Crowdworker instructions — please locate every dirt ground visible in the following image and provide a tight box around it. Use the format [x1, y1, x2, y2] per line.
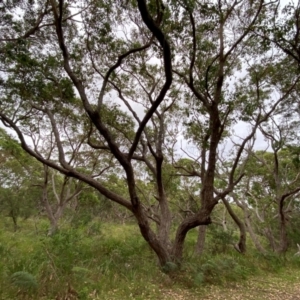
[159, 268, 300, 300]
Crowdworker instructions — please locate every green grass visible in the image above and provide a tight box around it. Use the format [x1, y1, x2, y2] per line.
[0, 218, 300, 299]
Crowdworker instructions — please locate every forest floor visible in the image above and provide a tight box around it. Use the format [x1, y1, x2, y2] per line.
[2, 220, 300, 300]
[151, 268, 300, 300]
[92, 266, 300, 300]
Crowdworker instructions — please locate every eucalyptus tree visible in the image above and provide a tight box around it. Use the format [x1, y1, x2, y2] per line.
[222, 111, 300, 254]
[238, 120, 300, 253]
[0, 129, 41, 230]
[1, 0, 300, 267]
[0, 0, 180, 266]
[216, 53, 300, 253]
[256, 0, 300, 66]
[165, 0, 300, 255]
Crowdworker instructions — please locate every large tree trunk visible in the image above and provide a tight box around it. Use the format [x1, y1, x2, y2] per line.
[278, 222, 288, 253]
[158, 198, 172, 250]
[172, 202, 216, 261]
[48, 219, 59, 236]
[133, 202, 171, 267]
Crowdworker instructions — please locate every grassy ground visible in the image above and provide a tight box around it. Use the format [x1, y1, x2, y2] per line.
[198, 269, 300, 300]
[1, 217, 300, 299]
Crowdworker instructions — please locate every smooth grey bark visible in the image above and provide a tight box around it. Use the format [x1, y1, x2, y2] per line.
[231, 193, 267, 254]
[195, 225, 207, 255]
[244, 214, 266, 254]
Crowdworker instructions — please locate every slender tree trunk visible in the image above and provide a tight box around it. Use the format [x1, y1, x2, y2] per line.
[10, 209, 18, 232]
[43, 187, 57, 235]
[244, 214, 266, 254]
[222, 198, 246, 253]
[263, 227, 277, 251]
[54, 203, 66, 223]
[232, 195, 266, 254]
[47, 203, 67, 236]
[195, 225, 207, 255]
[277, 207, 288, 253]
[278, 222, 288, 253]
[274, 152, 288, 253]
[42, 165, 57, 235]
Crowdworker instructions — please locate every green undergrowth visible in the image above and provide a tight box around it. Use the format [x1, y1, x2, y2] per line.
[0, 218, 300, 299]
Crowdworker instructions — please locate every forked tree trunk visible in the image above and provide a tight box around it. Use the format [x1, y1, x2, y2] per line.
[42, 166, 82, 235]
[172, 202, 217, 261]
[133, 202, 171, 266]
[42, 184, 57, 235]
[47, 203, 67, 236]
[172, 110, 220, 261]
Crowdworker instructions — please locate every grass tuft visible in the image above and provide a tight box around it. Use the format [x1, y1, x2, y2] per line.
[1, 218, 300, 299]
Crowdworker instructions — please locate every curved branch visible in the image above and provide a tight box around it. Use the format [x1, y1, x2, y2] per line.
[0, 113, 133, 211]
[129, 0, 173, 158]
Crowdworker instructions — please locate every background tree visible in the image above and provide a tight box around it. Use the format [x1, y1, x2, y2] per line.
[0, 129, 41, 230]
